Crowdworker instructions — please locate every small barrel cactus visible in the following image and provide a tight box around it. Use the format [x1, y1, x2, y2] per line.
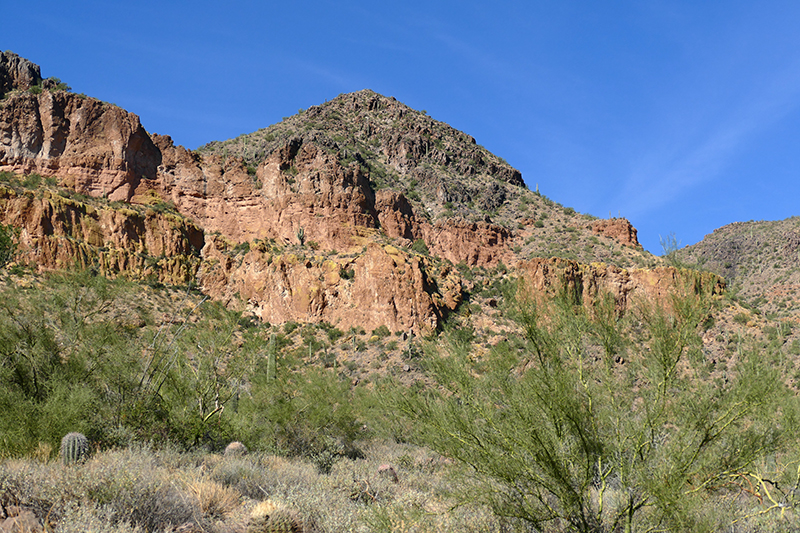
[224, 441, 248, 457]
[60, 432, 90, 465]
[247, 500, 305, 533]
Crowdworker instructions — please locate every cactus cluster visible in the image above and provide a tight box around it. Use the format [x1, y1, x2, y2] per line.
[223, 441, 248, 457]
[247, 500, 305, 533]
[59, 432, 90, 465]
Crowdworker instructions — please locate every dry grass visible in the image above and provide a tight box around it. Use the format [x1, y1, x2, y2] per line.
[0, 441, 501, 533]
[2, 440, 794, 532]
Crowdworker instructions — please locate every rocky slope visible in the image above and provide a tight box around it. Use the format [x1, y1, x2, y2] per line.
[675, 216, 800, 317]
[1, 52, 715, 336]
[198, 90, 655, 268]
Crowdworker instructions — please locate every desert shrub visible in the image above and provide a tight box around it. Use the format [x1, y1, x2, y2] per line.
[0, 447, 199, 532]
[410, 239, 429, 256]
[0, 270, 264, 455]
[233, 365, 363, 470]
[326, 327, 344, 343]
[0, 223, 17, 268]
[397, 285, 797, 532]
[371, 325, 391, 338]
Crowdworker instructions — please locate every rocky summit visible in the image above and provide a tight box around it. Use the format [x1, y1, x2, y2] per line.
[0, 53, 720, 334]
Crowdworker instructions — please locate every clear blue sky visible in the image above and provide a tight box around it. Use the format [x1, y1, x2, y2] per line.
[6, 1, 800, 253]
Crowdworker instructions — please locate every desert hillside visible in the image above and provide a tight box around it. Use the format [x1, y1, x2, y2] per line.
[2, 51, 800, 533]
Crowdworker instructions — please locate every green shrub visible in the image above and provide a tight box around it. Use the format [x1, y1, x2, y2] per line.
[371, 325, 391, 338]
[410, 239, 429, 256]
[327, 328, 344, 343]
[398, 287, 793, 532]
[0, 223, 17, 268]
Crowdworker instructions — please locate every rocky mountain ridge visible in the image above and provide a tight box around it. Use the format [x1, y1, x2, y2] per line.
[0, 52, 717, 335]
[675, 216, 800, 318]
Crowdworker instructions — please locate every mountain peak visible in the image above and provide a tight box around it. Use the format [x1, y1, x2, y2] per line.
[199, 89, 525, 225]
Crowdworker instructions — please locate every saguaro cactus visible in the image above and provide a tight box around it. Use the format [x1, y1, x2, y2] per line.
[267, 334, 277, 381]
[60, 432, 90, 465]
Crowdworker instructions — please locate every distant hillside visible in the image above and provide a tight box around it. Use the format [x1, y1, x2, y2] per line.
[675, 216, 800, 316]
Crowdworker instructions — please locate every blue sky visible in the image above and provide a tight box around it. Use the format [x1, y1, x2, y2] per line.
[5, 1, 800, 253]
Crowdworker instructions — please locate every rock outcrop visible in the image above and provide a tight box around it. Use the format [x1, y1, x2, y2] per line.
[518, 257, 724, 314]
[0, 91, 160, 202]
[589, 218, 640, 248]
[198, 240, 460, 333]
[0, 185, 203, 284]
[1, 53, 680, 334]
[0, 51, 41, 96]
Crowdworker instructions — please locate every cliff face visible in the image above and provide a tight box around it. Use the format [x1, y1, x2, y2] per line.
[0, 91, 159, 201]
[198, 240, 461, 333]
[0, 51, 41, 96]
[1, 54, 691, 334]
[518, 257, 724, 314]
[0, 185, 202, 284]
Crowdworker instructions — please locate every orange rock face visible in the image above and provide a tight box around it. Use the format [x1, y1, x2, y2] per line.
[197, 240, 460, 333]
[518, 257, 724, 314]
[1, 86, 685, 334]
[589, 218, 640, 248]
[0, 186, 202, 284]
[0, 92, 159, 202]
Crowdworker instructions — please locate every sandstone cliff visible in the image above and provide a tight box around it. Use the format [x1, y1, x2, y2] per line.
[518, 257, 724, 314]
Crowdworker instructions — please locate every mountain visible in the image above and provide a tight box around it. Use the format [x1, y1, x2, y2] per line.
[675, 216, 800, 318]
[0, 51, 716, 336]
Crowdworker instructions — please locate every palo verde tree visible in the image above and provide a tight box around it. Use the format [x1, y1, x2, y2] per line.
[397, 280, 798, 532]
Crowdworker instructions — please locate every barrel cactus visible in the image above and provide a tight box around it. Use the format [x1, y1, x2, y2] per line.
[224, 441, 248, 457]
[60, 432, 90, 465]
[247, 500, 305, 533]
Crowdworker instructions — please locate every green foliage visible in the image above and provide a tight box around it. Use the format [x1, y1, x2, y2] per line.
[234, 364, 363, 471]
[0, 271, 264, 455]
[410, 239, 430, 256]
[0, 223, 17, 268]
[397, 286, 793, 532]
[371, 325, 391, 338]
[660, 231, 686, 267]
[326, 327, 344, 343]
[21, 173, 42, 188]
[60, 432, 90, 465]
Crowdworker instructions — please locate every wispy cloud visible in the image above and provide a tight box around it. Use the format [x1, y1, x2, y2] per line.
[616, 62, 800, 219]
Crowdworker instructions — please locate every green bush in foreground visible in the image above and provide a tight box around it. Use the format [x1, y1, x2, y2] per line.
[398, 284, 800, 532]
